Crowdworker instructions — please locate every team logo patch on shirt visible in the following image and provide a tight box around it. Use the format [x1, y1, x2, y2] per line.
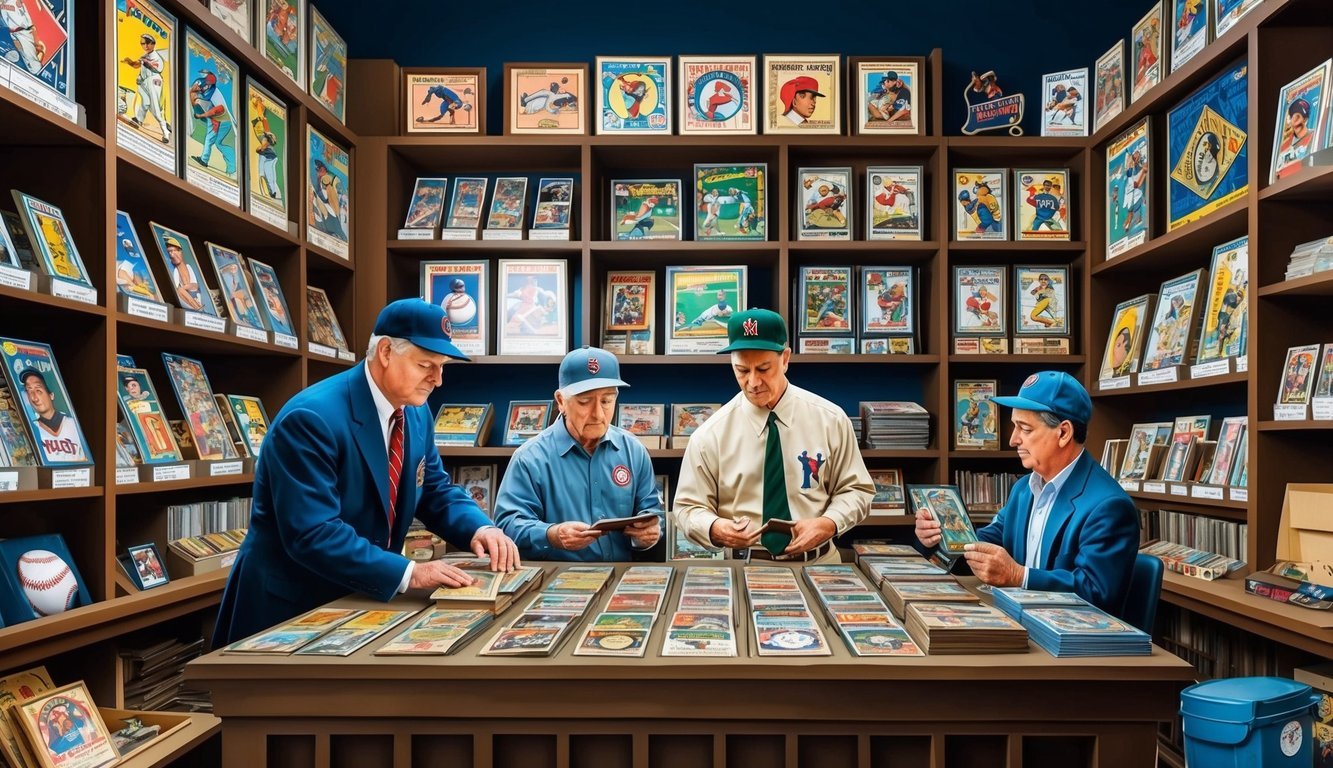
[588, 357, 600, 374]
[611, 464, 631, 486]
[416, 457, 426, 487]
[794, 450, 826, 490]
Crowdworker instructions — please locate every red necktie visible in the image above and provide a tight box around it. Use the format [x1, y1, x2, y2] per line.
[387, 408, 404, 532]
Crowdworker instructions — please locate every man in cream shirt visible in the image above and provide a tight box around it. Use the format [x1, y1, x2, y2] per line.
[672, 309, 872, 562]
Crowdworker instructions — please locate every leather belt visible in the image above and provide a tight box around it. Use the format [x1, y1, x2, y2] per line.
[734, 541, 834, 562]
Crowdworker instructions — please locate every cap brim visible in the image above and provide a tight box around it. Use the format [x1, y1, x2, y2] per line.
[561, 378, 629, 397]
[409, 336, 470, 362]
[990, 395, 1053, 413]
[717, 340, 787, 354]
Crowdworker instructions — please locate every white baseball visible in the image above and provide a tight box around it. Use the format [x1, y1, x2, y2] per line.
[444, 293, 477, 325]
[17, 549, 78, 617]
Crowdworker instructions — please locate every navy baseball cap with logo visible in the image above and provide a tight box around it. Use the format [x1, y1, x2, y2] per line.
[991, 371, 1092, 425]
[373, 298, 469, 361]
[719, 308, 788, 354]
[559, 346, 629, 396]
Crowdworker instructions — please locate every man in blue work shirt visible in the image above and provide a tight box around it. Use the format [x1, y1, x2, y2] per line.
[494, 347, 662, 560]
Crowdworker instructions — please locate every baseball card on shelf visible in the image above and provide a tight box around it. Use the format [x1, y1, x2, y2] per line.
[123, 542, 170, 590]
[797, 167, 853, 241]
[148, 222, 218, 318]
[678, 55, 755, 135]
[1013, 265, 1070, 344]
[953, 266, 1007, 338]
[0, 338, 89, 466]
[182, 28, 241, 208]
[850, 57, 923, 135]
[245, 78, 289, 230]
[248, 257, 296, 341]
[612, 180, 682, 240]
[227, 394, 270, 457]
[258, 0, 303, 86]
[665, 265, 747, 355]
[859, 266, 915, 342]
[762, 54, 840, 134]
[1140, 269, 1206, 373]
[1013, 169, 1071, 241]
[498, 259, 568, 356]
[1278, 344, 1321, 410]
[0, 208, 39, 275]
[530, 177, 574, 239]
[505, 63, 586, 135]
[866, 166, 922, 241]
[306, 125, 351, 258]
[404, 68, 484, 134]
[595, 56, 670, 134]
[1131, 2, 1165, 103]
[618, 403, 665, 448]
[453, 464, 497, 516]
[1167, 59, 1249, 230]
[305, 285, 350, 355]
[1040, 68, 1088, 137]
[1269, 60, 1332, 183]
[12, 191, 94, 301]
[210, 0, 251, 42]
[504, 400, 554, 446]
[1106, 118, 1151, 258]
[0, 375, 39, 469]
[798, 338, 853, 355]
[113, 211, 166, 307]
[160, 352, 240, 462]
[1100, 294, 1155, 382]
[0, 0, 74, 121]
[207, 243, 267, 334]
[952, 169, 1006, 241]
[15, 681, 118, 767]
[116, 367, 182, 465]
[433, 404, 493, 447]
[1093, 41, 1126, 134]
[1314, 343, 1333, 402]
[444, 177, 488, 236]
[116, 0, 177, 173]
[953, 380, 1000, 451]
[796, 266, 853, 337]
[1170, 0, 1209, 73]
[1213, 0, 1262, 38]
[400, 177, 448, 238]
[694, 163, 766, 241]
[603, 270, 654, 354]
[671, 403, 719, 443]
[420, 261, 487, 357]
[308, 5, 347, 124]
[1196, 236, 1248, 364]
[485, 177, 528, 238]
[867, 469, 907, 513]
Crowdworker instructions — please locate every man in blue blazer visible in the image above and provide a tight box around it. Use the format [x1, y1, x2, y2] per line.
[915, 371, 1138, 616]
[214, 299, 520, 645]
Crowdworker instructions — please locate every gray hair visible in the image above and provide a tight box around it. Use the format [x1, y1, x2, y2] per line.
[366, 334, 415, 358]
[1037, 411, 1088, 444]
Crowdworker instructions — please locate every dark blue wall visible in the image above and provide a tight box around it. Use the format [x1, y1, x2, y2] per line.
[315, 0, 1154, 136]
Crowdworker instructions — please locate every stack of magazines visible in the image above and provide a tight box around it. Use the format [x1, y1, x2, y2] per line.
[803, 564, 922, 656]
[1140, 540, 1245, 581]
[994, 588, 1151, 657]
[903, 602, 1028, 654]
[120, 637, 206, 711]
[663, 566, 737, 656]
[1285, 236, 1333, 280]
[859, 401, 930, 449]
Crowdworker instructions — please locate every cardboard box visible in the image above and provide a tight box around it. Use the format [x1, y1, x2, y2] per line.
[1277, 484, 1333, 588]
[98, 706, 191, 759]
[1292, 663, 1333, 768]
[166, 543, 237, 577]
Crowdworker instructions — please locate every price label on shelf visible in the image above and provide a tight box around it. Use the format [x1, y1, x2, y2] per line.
[51, 467, 91, 488]
[439, 229, 479, 240]
[308, 342, 338, 359]
[273, 333, 299, 350]
[235, 325, 268, 343]
[1119, 480, 1140, 492]
[1137, 368, 1179, 386]
[115, 467, 140, 486]
[1229, 488, 1248, 503]
[1143, 482, 1167, 494]
[1169, 484, 1188, 496]
[184, 311, 227, 333]
[1312, 399, 1333, 421]
[1237, 356, 1248, 373]
[209, 461, 243, 477]
[1191, 360, 1232, 379]
[50, 279, 96, 304]
[1098, 376, 1131, 391]
[482, 230, 523, 240]
[152, 464, 191, 483]
[0, 265, 32, 291]
[0, 471, 20, 492]
[396, 229, 435, 240]
[126, 297, 170, 322]
[1273, 404, 1308, 422]
[1191, 485, 1224, 501]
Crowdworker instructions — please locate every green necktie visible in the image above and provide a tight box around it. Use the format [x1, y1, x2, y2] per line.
[761, 410, 792, 555]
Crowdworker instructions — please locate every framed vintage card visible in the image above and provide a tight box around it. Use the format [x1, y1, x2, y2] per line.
[117, 366, 182, 463]
[504, 400, 554, 446]
[487, 177, 528, 232]
[433, 404, 492, 447]
[1131, 2, 1166, 103]
[148, 222, 219, 316]
[124, 543, 170, 589]
[953, 266, 1007, 337]
[452, 464, 497, 516]
[1140, 269, 1206, 371]
[1315, 343, 1333, 400]
[1279, 344, 1321, 406]
[604, 270, 654, 337]
[445, 177, 488, 232]
[245, 77, 289, 229]
[247, 257, 295, 338]
[952, 169, 1006, 241]
[1014, 266, 1070, 337]
[498, 259, 568, 356]
[694, 163, 766, 241]
[595, 56, 671, 134]
[404, 67, 484, 134]
[1214, 0, 1262, 38]
[617, 403, 665, 437]
[228, 394, 270, 457]
[1041, 68, 1088, 137]
[796, 266, 853, 337]
[306, 124, 351, 258]
[666, 265, 747, 355]
[505, 62, 587, 135]
[797, 167, 853, 241]
[1094, 41, 1127, 134]
[860, 266, 915, 339]
[114, 210, 166, 304]
[257, 0, 303, 85]
[0, 209, 37, 272]
[402, 177, 448, 234]
[160, 352, 240, 461]
[308, 4, 347, 124]
[0, 338, 91, 465]
[1119, 422, 1170, 479]
[15, 681, 119, 768]
[532, 177, 574, 232]
[210, 0, 251, 42]
[115, 0, 178, 174]
[1099, 293, 1155, 380]
[206, 243, 267, 331]
[182, 27, 242, 208]
[850, 57, 924, 135]
[868, 468, 906, 511]
[1270, 60, 1332, 183]
[1166, 59, 1248, 231]
[1013, 169, 1071, 240]
[1106, 118, 1151, 258]
[953, 380, 999, 451]
[11, 192, 92, 291]
[762, 54, 840, 134]
[612, 180, 683, 240]
[306, 285, 350, 352]
[421, 260, 488, 357]
[1207, 416, 1246, 485]
[866, 166, 923, 241]
[678, 55, 755, 135]
[1170, 0, 1210, 73]
[1196, 235, 1248, 362]
[0, 0, 72, 102]
[672, 404, 719, 437]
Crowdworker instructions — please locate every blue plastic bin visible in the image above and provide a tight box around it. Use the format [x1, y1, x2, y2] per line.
[1180, 677, 1322, 767]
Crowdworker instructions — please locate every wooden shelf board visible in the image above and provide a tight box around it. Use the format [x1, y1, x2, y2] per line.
[862, 449, 940, 459]
[791, 354, 940, 364]
[947, 450, 1017, 460]
[119, 713, 221, 768]
[1257, 271, 1333, 298]
[949, 240, 1086, 252]
[306, 241, 355, 271]
[1091, 371, 1248, 397]
[0, 86, 103, 148]
[1259, 163, 1333, 202]
[465, 355, 564, 365]
[947, 354, 1085, 364]
[787, 240, 941, 256]
[115, 473, 256, 496]
[1126, 490, 1248, 514]
[859, 514, 915, 526]
[440, 447, 514, 458]
[307, 351, 358, 368]
[1256, 419, 1333, 431]
[588, 241, 777, 253]
[0, 486, 104, 504]
[117, 312, 304, 358]
[1160, 570, 1333, 658]
[1091, 199, 1247, 276]
[388, 239, 582, 252]
[0, 283, 107, 318]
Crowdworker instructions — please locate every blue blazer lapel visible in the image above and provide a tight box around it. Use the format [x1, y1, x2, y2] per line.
[1040, 452, 1093, 569]
[349, 363, 391, 520]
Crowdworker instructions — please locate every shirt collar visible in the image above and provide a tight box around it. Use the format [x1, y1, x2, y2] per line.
[1028, 449, 1084, 498]
[552, 414, 618, 457]
[363, 362, 396, 425]
[739, 383, 795, 436]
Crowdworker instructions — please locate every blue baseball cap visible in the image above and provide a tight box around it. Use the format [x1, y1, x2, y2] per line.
[373, 298, 469, 361]
[991, 371, 1092, 425]
[559, 346, 629, 396]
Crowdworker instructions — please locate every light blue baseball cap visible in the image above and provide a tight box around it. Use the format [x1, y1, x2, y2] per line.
[558, 346, 629, 396]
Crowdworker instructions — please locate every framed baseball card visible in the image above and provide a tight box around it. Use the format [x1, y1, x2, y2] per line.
[695, 163, 766, 241]
[404, 68, 484, 134]
[445, 177, 488, 232]
[124, 543, 170, 589]
[1270, 60, 1332, 183]
[1094, 41, 1126, 135]
[1166, 59, 1249, 230]
[401, 177, 448, 236]
[1014, 169, 1071, 240]
[504, 400, 554, 446]
[487, 177, 528, 233]
[1279, 344, 1321, 406]
[1140, 269, 1206, 371]
[116, 0, 177, 174]
[248, 257, 295, 339]
[160, 352, 240, 461]
[1214, 0, 1262, 38]
[679, 55, 756, 135]
[306, 285, 350, 352]
[12, 192, 92, 294]
[206, 242, 267, 331]
[0, 209, 36, 272]
[257, 0, 303, 86]
[953, 169, 1006, 241]
[1206, 415, 1246, 485]
[113, 210, 166, 305]
[148, 222, 219, 316]
[666, 265, 747, 355]
[596, 56, 671, 134]
[671, 404, 719, 437]
[762, 54, 840, 134]
[604, 270, 654, 336]
[1014, 266, 1070, 337]
[421, 260, 487, 357]
[228, 394, 271, 457]
[797, 167, 853, 241]
[850, 57, 923, 135]
[612, 180, 683, 240]
[866, 166, 922, 240]
[0, 0, 73, 105]
[796, 266, 853, 336]
[617, 403, 665, 437]
[210, 0, 251, 43]
[498, 259, 568, 356]
[953, 380, 999, 451]
[1099, 294, 1154, 380]
[434, 404, 492, 447]
[531, 178, 574, 233]
[859, 266, 915, 339]
[15, 682, 117, 766]
[182, 28, 241, 208]
[245, 77, 289, 229]
[1170, 0, 1209, 73]
[1106, 118, 1151, 258]
[1315, 343, 1333, 401]
[1196, 235, 1248, 363]
[306, 124, 351, 258]
[505, 62, 587, 135]
[953, 266, 1007, 337]
[0, 338, 90, 465]
[1131, 2, 1165, 103]
[1041, 68, 1088, 137]
[308, 4, 347, 124]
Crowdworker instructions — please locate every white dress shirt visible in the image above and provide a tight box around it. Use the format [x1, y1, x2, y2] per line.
[1021, 449, 1084, 588]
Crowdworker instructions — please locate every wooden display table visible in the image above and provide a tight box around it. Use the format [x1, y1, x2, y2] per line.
[187, 562, 1195, 768]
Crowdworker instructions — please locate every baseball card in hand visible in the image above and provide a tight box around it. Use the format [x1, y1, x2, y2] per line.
[907, 485, 978, 562]
[589, 511, 659, 533]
